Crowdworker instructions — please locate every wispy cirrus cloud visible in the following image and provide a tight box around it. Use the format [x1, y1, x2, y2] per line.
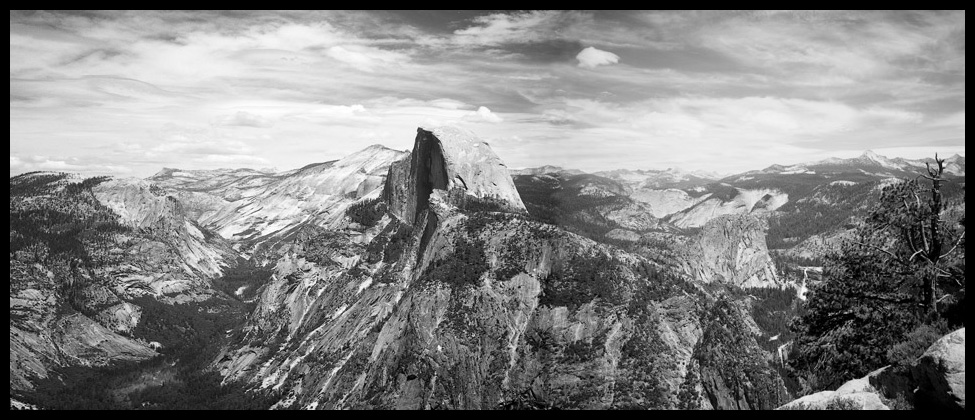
[10, 155, 133, 175]
[213, 111, 274, 128]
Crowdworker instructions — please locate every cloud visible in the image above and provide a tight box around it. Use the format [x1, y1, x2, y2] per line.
[324, 45, 408, 71]
[9, 154, 132, 176]
[284, 104, 379, 124]
[8, 11, 966, 177]
[463, 106, 503, 123]
[145, 125, 256, 156]
[214, 111, 274, 128]
[690, 11, 966, 81]
[452, 11, 562, 46]
[10, 156, 27, 172]
[576, 46, 620, 68]
[198, 154, 270, 166]
[428, 98, 469, 110]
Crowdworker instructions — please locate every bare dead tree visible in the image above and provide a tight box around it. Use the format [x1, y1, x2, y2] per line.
[920, 154, 947, 319]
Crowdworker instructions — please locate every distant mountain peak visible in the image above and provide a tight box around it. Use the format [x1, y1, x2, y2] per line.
[337, 143, 407, 165]
[861, 149, 881, 159]
[762, 164, 788, 172]
[363, 143, 399, 152]
[759, 149, 965, 177]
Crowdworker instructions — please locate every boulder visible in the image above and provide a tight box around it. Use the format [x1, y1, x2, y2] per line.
[912, 327, 965, 410]
[777, 367, 891, 410]
[777, 390, 890, 410]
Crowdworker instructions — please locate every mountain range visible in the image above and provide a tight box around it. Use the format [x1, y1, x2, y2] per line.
[8, 128, 965, 410]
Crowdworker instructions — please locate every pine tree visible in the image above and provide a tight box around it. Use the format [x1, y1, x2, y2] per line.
[788, 155, 965, 391]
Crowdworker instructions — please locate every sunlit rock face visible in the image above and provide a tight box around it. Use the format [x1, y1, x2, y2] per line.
[913, 327, 965, 410]
[147, 145, 408, 263]
[680, 214, 781, 288]
[667, 188, 788, 229]
[93, 178, 236, 281]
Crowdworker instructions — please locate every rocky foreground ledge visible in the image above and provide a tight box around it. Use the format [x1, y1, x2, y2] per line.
[777, 328, 965, 410]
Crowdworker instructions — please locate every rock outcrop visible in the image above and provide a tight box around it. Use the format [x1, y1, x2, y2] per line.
[679, 214, 781, 288]
[384, 126, 526, 224]
[776, 369, 892, 410]
[777, 327, 966, 410]
[667, 188, 788, 229]
[629, 188, 710, 219]
[93, 178, 236, 280]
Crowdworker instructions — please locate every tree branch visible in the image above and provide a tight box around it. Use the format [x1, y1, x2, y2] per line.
[909, 249, 926, 263]
[912, 191, 923, 211]
[851, 291, 916, 305]
[852, 241, 907, 266]
[902, 225, 921, 256]
[939, 230, 965, 259]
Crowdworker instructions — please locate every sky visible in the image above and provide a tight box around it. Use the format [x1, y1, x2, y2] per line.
[9, 10, 966, 178]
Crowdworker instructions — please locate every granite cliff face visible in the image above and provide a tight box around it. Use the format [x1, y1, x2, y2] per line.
[680, 214, 781, 288]
[384, 126, 526, 225]
[93, 178, 237, 283]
